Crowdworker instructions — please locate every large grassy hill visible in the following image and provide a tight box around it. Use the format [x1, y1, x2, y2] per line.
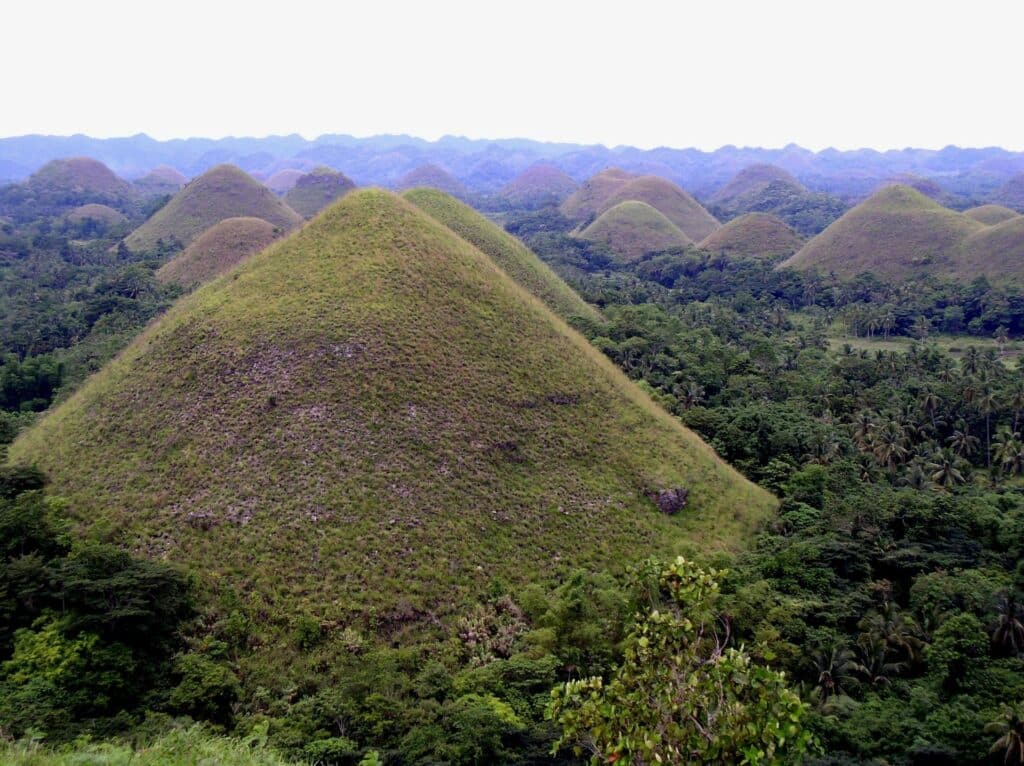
[599, 175, 721, 241]
[698, 212, 802, 259]
[9, 190, 773, 650]
[156, 216, 283, 289]
[19, 157, 135, 212]
[963, 204, 1020, 225]
[498, 163, 578, 207]
[403, 187, 602, 322]
[123, 165, 302, 252]
[991, 174, 1024, 211]
[284, 167, 356, 218]
[134, 166, 187, 198]
[395, 164, 469, 199]
[578, 200, 693, 261]
[65, 203, 128, 227]
[780, 185, 1024, 283]
[560, 167, 635, 221]
[264, 169, 305, 194]
[709, 164, 806, 209]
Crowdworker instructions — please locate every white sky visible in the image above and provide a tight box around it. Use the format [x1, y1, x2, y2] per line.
[3, 0, 1022, 151]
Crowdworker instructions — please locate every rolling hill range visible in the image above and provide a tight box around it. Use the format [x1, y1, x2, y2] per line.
[779, 184, 1024, 283]
[560, 167, 635, 221]
[402, 187, 602, 323]
[284, 167, 356, 218]
[134, 166, 187, 197]
[963, 204, 1020, 225]
[579, 200, 693, 261]
[0, 157, 136, 217]
[123, 164, 302, 251]
[709, 164, 806, 211]
[498, 163, 578, 207]
[156, 217, 283, 289]
[395, 163, 469, 199]
[698, 213, 802, 259]
[991, 174, 1024, 211]
[598, 175, 720, 241]
[9, 189, 773, 641]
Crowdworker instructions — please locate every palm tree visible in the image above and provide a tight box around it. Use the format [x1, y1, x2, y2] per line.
[928, 448, 967, 489]
[812, 643, 864, 707]
[852, 411, 877, 451]
[899, 461, 930, 490]
[675, 381, 706, 410]
[962, 346, 981, 375]
[991, 596, 1024, 657]
[919, 390, 942, 429]
[1009, 385, 1024, 432]
[861, 601, 925, 666]
[873, 421, 909, 473]
[947, 422, 980, 458]
[856, 632, 906, 686]
[987, 704, 1024, 766]
[993, 428, 1023, 478]
[978, 386, 999, 469]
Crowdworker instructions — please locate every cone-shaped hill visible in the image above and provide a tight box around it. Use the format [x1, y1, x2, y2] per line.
[396, 164, 469, 199]
[579, 201, 693, 262]
[284, 167, 356, 218]
[25, 157, 135, 211]
[156, 217, 283, 289]
[991, 174, 1024, 211]
[134, 166, 187, 197]
[499, 164, 579, 207]
[598, 176, 720, 241]
[560, 168, 635, 221]
[123, 164, 302, 252]
[10, 190, 773, 636]
[403, 188, 602, 323]
[264, 169, 306, 194]
[963, 204, 1020, 226]
[65, 203, 128, 227]
[709, 164, 806, 210]
[698, 213, 802, 259]
[779, 185, 1024, 283]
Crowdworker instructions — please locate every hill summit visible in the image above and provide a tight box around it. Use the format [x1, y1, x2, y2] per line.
[499, 164, 578, 207]
[24, 157, 134, 211]
[156, 217, 283, 289]
[396, 164, 469, 199]
[560, 168, 636, 221]
[579, 200, 693, 261]
[599, 175, 720, 241]
[123, 164, 302, 252]
[10, 189, 773, 642]
[284, 167, 356, 218]
[709, 164, 806, 210]
[698, 212, 802, 259]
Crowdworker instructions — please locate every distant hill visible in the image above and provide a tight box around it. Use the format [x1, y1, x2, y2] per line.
[579, 200, 693, 261]
[963, 204, 1020, 225]
[403, 187, 602, 322]
[709, 164, 806, 209]
[698, 213, 802, 259]
[134, 166, 187, 197]
[284, 167, 356, 218]
[156, 217, 283, 289]
[264, 169, 305, 194]
[779, 184, 1024, 283]
[65, 203, 128, 227]
[991, 174, 1024, 211]
[123, 164, 302, 252]
[395, 164, 469, 199]
[498, 164, 578, 207]
[9, 189, 773, 647]
[560, 168, 635, 222]
[598, 176, 720, 241]
[3, 157, 136, 216]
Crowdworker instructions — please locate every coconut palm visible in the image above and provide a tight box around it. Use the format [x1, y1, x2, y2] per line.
[812, 643, 864, 707]
[928, 448, 967, 489]
[993, 428, 1024, 477]
[852, 411, 877, 451]
[992, 596, 1024, 657]
[873, 421, 910, 473]
[947, 423, 980, 458]
[987, 704, 1024, 766]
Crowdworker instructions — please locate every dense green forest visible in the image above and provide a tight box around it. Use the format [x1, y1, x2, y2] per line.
[2, 190, 1023, 765]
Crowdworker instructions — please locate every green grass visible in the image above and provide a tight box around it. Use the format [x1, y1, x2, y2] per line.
[963, 204, 1020, 225]
[29, 158, 133, 200]
[9, 190, 774, 661]
[826, 331, 1023, 368]
[156, 217, 284, 289]
[560, 168, 635, 221]
[124, 165, 302, 252]
[65, 203, 127, 226]
[395, 164, 468, 199]
[597, 176, 721, 242]
[578, 200, 693, 261]
[498, 164, 578, 205]
[698, 212, 802, 258]
[402, 187, 603, 323]
[284, 167, 356, 218]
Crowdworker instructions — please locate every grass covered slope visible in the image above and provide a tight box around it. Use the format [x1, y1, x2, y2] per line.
[991, 174, 1024, 211]
[124, 165, 302, 252]
[709, 164, 806, 208]
[396, 164, 469, 199]
[134, 166, 187, 197]
[698, 212, 802, 259]
[599, 176, 720, 241]
[959, 216, 1024, 280]
[264, 169, 305, 194]
[65, 203, 128, 226]
[25, 157, 135, 210]
[780, 185, 985, 281]
[10, 189, 773, 630]
[156, 216, 283, 289]
[499, 163, 578, 206]
[284, 167, 356, 218]
[560, 168, 635, 221]
[963, 204, 1020, 225]
[403, 187, 602, 323]
[579, 200, 693, 261]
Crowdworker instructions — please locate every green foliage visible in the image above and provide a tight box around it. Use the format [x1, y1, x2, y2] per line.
[548, 557, 813, 765]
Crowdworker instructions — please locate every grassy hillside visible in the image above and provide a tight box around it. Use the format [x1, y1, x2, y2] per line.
[780, 185, 985, 281]
[963, 204, 1019, 225]
[579, 200, 693, 261]
[599, 175, 720, 241]
[876, 173, 947, 201]
[498, 163, 578, 206]
[991, 174, 1024, 210]
[65, 203, 127, 226]
[698, 212, 802, 259]
[264, 169, 305, 194]
[959, 216, 1024, 280]
[284, 166, 356, 218]
[134, 166, 187, 197]
[402, 187, 602, 322]
[395, 163, 469, 199]
[21, 157, 135, 211]
[709, 164, 806, 207]
[123, 164, 302, 252]
[156, 216, 283, 289]
[560, 167, 635, 221]
[10, 190, 773, 645]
